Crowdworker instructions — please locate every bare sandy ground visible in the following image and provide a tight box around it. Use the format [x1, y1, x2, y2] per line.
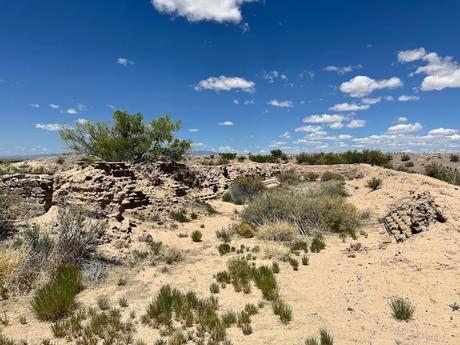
[1, 165, 459, 345]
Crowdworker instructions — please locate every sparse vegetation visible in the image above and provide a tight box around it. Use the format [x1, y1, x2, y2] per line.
[366, 177, 382, 191]
[257, 222, 297, 242]
[97, 295, 110, 310]
[305, 328, 334, 345]
[296, 150, 391, 166]
[450, 154, 459, 162]
[425, 162, 460, 185]
[301, 255, 309, 265]
[310, 234, 326, 253]
[191, 230, 203, 242]
[236, 223, 254, 238]
[170, 210, 190, 223]
[60, 111, 191, 162]
[219, 152, 237, 160]
[321, 171, 344, 182]
[272, 299, 292, 324]
[31, 265, 82, 321]
[249, 149, 288, 163]
[225, 177, 266, 204]
[218, 243, 231, 256]
[389, 297, 415, 321]
[216, 226, 234, 243]
[401, 154, 411, 162]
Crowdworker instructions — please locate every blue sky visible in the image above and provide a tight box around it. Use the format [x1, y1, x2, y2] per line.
[1, 0, 460, 156]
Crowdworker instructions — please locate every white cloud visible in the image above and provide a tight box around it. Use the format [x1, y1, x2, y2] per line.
[427, 128, 458, 136]
[328, 122, 344, 129]
[195, 76, 255, 92]
[399, 48, 460, 91]
[347, 119, 366, 128]
[262, 70, 288, 83]
[233, 99, 239, 104]
[188, 128, 199, 132]
[387, 122, 423, 134]
[279, 131, 290, 139]
[340, 75, 403, 98]
[218, 121, 234, 126]
[35, 123, 65, 131]
[303, 114, 345, 123]
[323, 64, 362, 74]
[117, 57, 134, 66]
[243, 100, 254, 105]
[449, 134, 460, 141]
[151, 0, 256, 23]
[29, 103, 40, 108]
[294, 125, 322, 133]
[329, 102, 370, 112]
[398, 116, 408, 122]
[66, 108, 78, 115]
[398, 95, 420, 102]
[50, 103, 60, 109]
[346, 119, 366, 128]
[361, 97, 381, 105]
[384, 96, 394, 101]
[398, 48, 427, 63]
[268, 99, 293, 108]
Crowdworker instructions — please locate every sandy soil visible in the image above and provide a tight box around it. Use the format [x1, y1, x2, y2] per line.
[1, 164, 460, 345]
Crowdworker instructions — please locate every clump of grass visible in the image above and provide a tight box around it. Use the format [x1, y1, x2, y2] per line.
[191, 230, 202, 242]
[241, 323, 252, 335]
[288, 257, 299, 271]
[209, 283, 220, 294]
[226, 177, 266, 204]
[118, 297, 128, 308]
[366, 177, 382, 191]
[272, 262, 280, 274]
[290, 240, 309, 253]
[450, 154, 459, 162]
[97, 296, 110, 310]
[244, 303, 258, 316]
[321, 172, 344, 182]
[190, 212, 198, 220]
[425, 162, 460, 186]
[301, 255, 309, 265]
[170, 210, 190, 223]
[19, 315, 27, 325]
[218, 243, 231, 256]
[221, 310, 237, 327]
[215, 271, 231, 284]
[272, 299, 292, 324]
[310, 234, 326, 253]
[31, 265, 82, 321]
[252, 265, 278, 300]
[389, 297, 415, 321]
[216, 227, 234, 243]
[305, 328, 334, 345]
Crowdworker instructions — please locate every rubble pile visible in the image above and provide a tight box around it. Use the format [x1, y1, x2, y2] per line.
[384, 192, 446, 242]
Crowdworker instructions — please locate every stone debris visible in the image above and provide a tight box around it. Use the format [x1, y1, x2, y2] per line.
[383, 192, 446, 242]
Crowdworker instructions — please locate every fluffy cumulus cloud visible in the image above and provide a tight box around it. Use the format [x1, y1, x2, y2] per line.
[218, 121, 234, 126]
[295, 125, 323, 133]
[151, 0, 256, 23]
[268, 99, 293, 108]
[427, 128, 458, 136]
[398, 48, 460, 91]
[361, 97, 381, 105]
[35, 123, 65, 131]
[195, 76, 255, 92]
[387, 122, 423, 134]
[329, 102, 370, 112]
[398, 95, 420, 102]
[347, 119, 366, 128]
[117, 57, 134, 66]
[303, 114, 345, 124]
[340, 75, 403, 98]
[323, 64, 362, 74]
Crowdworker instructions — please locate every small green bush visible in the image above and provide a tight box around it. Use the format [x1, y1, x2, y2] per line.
[366, 177, 382, 191]
[272, 299, 292, 324]
[219, 152, 237, 160]
[310, 234, 326, 253]
[305, 328, 334, 345]
[31, 265, 82, 321]
[425, 163, 460, 185]
[296, 150, 391, 166]
[288, 257, 299, 271]
[389, 297, 415, 321]
[236, 223, 254, 238]
[404, 161, 415, 168]
[450, 154, 459, 162]
[272, 262, 280, 274]
[257, 222, 297, 242]
[321, 172, 344, 182]
[305, 172, 319, 181]
[209, 283, 220, 294]
[401, 154, 411, 162]
[191, 230, 202, 242]
[301, 255, 309, 265]
[170, 211, 190, 223]
[228, 177, 266, 204]
[97, 296, 110, 310]
[218, 243, 231, 256]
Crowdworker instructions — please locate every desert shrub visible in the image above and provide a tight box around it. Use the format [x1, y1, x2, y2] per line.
[0, 334, 15, 345]
[366, 177, 382, 191]
[310, 234, 326, 253]
[221, 311, 237, 327]
[290, 240, 309, 252]
[190, 212, 198, 220]
[272, 299, 292, 324]
[249, 150, 287, 164]
[218, 243, 231, 256]
[404, 161, 415, 168]
[194, 200, 218, 215]
[450, 154, 459, 162]
[236, 223, 254, 238]
[0, 191, 15, 239]
[305, 172, 319, 181]
[301, 255, 309, 265]
[425, 163, 460, 185]
[252, 265, 278, 300]
[60, 111, 191, 162]
[219, 153, 237, 160]
[321, 172, 344, 182]
[288, 257, 299, 271]
[401, 154, 411, 162]
[228, 177, 266, 204]
[119, 297, 128, 308]
[389, 297, 415, 321]
[272, 262, 280, 274]
[170, 210, 190, 223]
[97, 296, 110, 310]
[209, 283, 220, 294]
[261, 243, 291, 260]
[191, 230, 202, 242]
[257, 222, 297, 242]
[215, 271, 231, 284]
[242, 187, 360, 237]
[216, 227, 233, 243]
[278, 171, 303, 185]
[296, 150, 391, 166]
[305, 328, 334, 345]
[31, 265, 82, 321]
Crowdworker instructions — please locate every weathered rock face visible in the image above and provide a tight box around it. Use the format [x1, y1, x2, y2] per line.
[384, 192, 446, 242]
[0, 174, 53, 219]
